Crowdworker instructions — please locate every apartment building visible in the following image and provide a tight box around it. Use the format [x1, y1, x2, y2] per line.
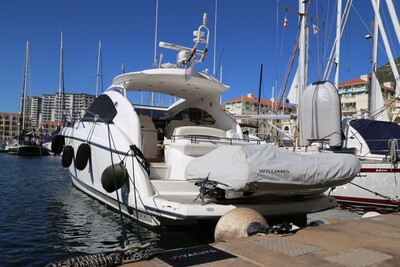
[0, 112, 28, 141]
[224, 93, 295, 136]
[24, 96, 42, 129]
[338, 74, 398, 122]
[1, 92, 96, 139]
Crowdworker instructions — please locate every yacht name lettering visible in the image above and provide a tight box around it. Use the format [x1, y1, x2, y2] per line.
[259, 169, 290, 174]
[376, 169, 388, 172]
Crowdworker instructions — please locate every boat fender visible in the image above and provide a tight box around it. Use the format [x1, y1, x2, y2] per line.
[75, 143, 91, 170]
[61, 145, 74, 167]
[130, 145, 150, 176]
[101, 162, 129, 193]
[51, 135, 65, 155]
[214, 208, 267, 242]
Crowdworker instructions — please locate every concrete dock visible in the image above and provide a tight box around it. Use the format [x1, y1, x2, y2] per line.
[125, 212, 400, 266]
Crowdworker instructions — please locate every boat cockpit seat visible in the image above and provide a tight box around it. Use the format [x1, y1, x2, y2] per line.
[167, 126, 227, 157]
[173, 126, 227, 139]
[165, 120, 196, 139]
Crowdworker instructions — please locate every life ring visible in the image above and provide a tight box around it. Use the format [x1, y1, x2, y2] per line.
[75, 143, 91, 170]
[51, 135, 64, 155]
[101, 162, 128, 193]
[61, 145, 74, 167]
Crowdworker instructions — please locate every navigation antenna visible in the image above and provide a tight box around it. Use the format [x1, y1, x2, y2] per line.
[159, 13, 210, 68]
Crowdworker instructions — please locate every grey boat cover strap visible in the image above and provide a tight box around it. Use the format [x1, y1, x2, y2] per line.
[185, 144, 361, 191]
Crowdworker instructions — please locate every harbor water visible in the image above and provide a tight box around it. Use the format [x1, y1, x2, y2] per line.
[0, 154, 214, 266]
[0, 153, 391, 266]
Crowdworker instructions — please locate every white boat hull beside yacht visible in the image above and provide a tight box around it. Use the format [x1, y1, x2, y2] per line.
[330, 119, 400, 208]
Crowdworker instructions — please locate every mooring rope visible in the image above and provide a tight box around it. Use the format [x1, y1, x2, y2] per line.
[45, 243, 152, 267]
[107, 123, 129, 248]
[349, 181, 400, 204]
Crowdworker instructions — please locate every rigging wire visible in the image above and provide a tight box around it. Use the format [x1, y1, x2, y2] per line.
[215, 0, 245, 85]
[275, 0, 281, 102]
[278, 8, 288, 95]
[107, 124, 129, 248]
[351, 2, 386, 56]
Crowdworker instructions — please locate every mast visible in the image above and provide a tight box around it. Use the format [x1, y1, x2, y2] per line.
[370, 0, 400, 96]
[368, 0, 389, 121]
[334, 0, 342, 88]
[297, 0, 307, 102]
[256, 62, 263, 133]
[96, 40, 102, 97]
[151, 0, 159, 110]
[58, 31, 65, 125]
[213, 0, 218, 77]
[153, 0, 159, 68]
[385, 0, 400, 44]
[21, 40, 30, 132]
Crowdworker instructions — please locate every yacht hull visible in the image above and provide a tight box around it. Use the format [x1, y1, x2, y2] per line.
[331, 162, 400, 208]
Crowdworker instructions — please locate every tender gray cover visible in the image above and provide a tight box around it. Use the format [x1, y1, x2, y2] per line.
[185, 144, 360, 191]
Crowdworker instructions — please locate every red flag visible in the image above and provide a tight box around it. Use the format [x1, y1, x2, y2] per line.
[312, 24, 319, 34]
[284, 17, 288, 28]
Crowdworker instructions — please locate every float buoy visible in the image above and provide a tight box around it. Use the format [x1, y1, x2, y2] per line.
[75, 143, 91, 170]
[214, 208, 268, 242]
[101, 162, 129, 193]
[61, 145, 74, 167]
[51, 135, 64, 155]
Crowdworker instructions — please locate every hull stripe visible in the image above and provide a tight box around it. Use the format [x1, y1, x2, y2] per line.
[360, 168, 400, 173]
[333, 195, 400, 207]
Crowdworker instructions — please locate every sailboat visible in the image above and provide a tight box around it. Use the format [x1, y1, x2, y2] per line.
[329, 0, 400, 208]
[284, 0, 400, 208]
[8, 41, 49, 156]
[53, 13, 360, 227]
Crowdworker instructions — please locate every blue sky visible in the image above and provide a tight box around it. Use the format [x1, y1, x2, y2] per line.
[0, 0, 399, 113]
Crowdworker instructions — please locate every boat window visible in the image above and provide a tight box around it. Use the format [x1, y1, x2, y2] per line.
[81, 94, 117, 123]
[106, 86, 124, 95]
[172, 108, 216, 126]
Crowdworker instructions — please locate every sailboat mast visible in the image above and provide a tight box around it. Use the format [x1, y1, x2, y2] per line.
[96, 40, 102, 97]
[369, 0, 380, 116]
[21, 40, 29, 131]
[371, 0, 400, 95]
[213, 0, 218, 77]
[334, 0, 342, 88]
[153, 0, 159, 68]
[298, 0, 307, 102]
[58, 31, 65, 125]
[385, 0, 400, 44]
[256, 62, 263, 133]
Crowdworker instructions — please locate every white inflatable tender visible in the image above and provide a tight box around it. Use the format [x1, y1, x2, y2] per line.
[185, 144, 361, 191]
